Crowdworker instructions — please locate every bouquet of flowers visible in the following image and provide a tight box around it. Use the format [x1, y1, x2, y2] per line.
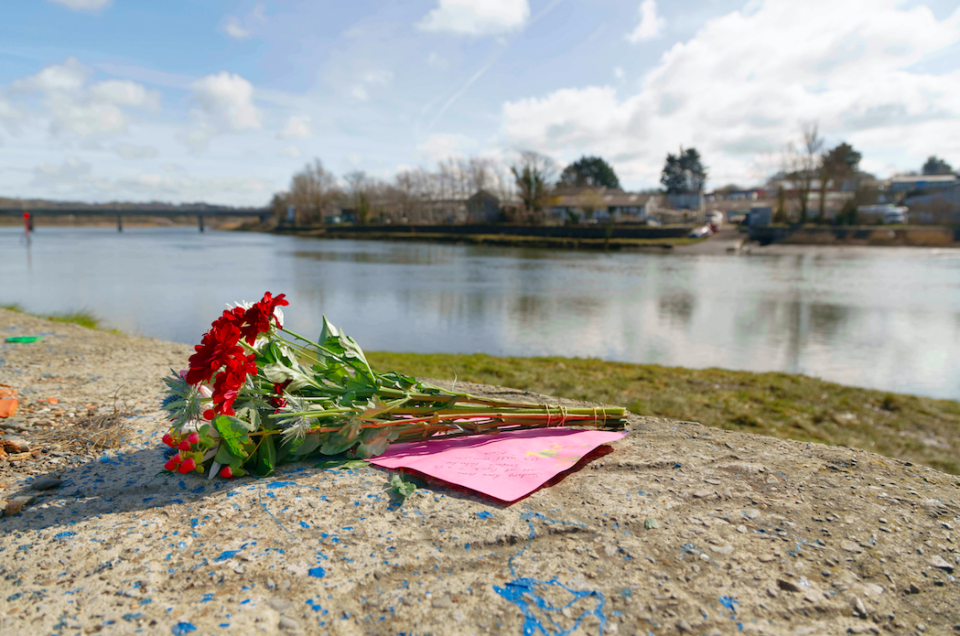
[160, 292, 626, 479]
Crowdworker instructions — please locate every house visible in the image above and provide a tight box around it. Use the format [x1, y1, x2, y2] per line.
[466, 189, 503, 223]
[665, 192, 704, 211]
[889, 174, 959, 195]
[548, 187, 660, 222]
[901, 182, 960, 224]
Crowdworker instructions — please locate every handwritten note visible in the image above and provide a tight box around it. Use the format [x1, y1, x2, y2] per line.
[368, 428, 628, 503]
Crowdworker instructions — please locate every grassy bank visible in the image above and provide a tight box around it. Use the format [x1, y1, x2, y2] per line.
[367, 352, 960, 475]
[1, 305, 116, 332]
[274, 229, 702, 250]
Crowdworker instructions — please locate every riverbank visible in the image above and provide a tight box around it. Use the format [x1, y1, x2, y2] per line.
[1, 308, 959, 635]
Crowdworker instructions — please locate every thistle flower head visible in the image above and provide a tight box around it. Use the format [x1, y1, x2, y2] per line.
[161, 370, 206, 431]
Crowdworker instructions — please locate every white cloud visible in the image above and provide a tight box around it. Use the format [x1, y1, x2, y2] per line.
[47, 0, 111, 12]
[9, 58, 158, 138]
[626, 0, 665, 43]
[363, 70, 394, 86]
[501, 0, 960, 186]
[113, 144, 158, 160]
[427, 52, 449, 69]
[349, 70, 393, 101]
[279, 145, 302, 158]
[223, 16, 251, 40]
[416, 133, 479, 161]
[185, 123, 216, 151]
[191, 72, 262, 131]
[278, 115, 312, 139]
[33, 155, 92, 182]
[418, 0, 530, 37]
[614, 67, 625, 80]
[0, 99, 21, 121]
[90, 80, 161, 109]
[12, 57, 89, 93]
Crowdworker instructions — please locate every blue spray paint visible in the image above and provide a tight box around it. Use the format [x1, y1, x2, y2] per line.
[493, 511, 606, 636]
[171, 622, 197, 635]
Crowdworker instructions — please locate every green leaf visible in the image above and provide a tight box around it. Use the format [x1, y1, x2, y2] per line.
[255, 435, 276, 477]
[355, 427, 399, 458]
[316, 457, 370, 470]
[319, 315, 340, 343]
[390, 473, 417, 499]
[214, 442, 240, 466]
[289, 432, 321, 457]
[214, 415, 254, 457]
[319, 422, 359, 455]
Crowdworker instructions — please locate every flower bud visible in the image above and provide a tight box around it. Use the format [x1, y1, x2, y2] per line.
[178, 440, 192, 452]
[162, 433, 175, 447]
[187, 432, 200, 445]
[220, 466, 234, 479]
[178, 457, 196, 474]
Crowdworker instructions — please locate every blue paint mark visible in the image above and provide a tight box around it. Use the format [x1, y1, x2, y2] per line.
[171, 622, 196, 635]
[306, 599, 322, 612]
[719, 597, 739, 612]
[300, 521, 310, 529]
[493, 510, 605, 636]
[169, 498, 183, 504]
[121, 613, 141, 622]
[465, 544, 471, 550]
[98, 455, 121, 465]
[308, 566, 326, 578]
[55, 531, 76, 540]
[476, 511, 493, 519]
[267, 481, 298, 489]
[213, 550, 240, 562]
[200, 593, 214, 603]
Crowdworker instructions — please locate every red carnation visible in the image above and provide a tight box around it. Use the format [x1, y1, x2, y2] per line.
[237, 292, 289, 344]
[185, 323, 244, 385]
[211, 353, 258, 416]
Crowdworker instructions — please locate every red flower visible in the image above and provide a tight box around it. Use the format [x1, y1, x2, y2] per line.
[237, 292, 289, 344]
[220, 466, 234, 479]
[178, 440, 192, 452]
[211, 353, 258, 416]
[162, 433, 175, 447]
[178, 457, 196, 473]
[185, 323, 244, 385]
[187, 432, 200, 445]
[163, 457, 180, 472]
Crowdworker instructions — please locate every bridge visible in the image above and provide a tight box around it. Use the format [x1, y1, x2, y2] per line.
[0, 207, 271, 232]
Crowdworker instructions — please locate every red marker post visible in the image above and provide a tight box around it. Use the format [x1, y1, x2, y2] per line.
[23, 211, 32, 241]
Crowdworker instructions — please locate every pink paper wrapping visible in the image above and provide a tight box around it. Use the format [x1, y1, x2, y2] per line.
[368, 428, 628, 503]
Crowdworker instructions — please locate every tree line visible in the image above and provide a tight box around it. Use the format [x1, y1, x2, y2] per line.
[270, 150, 711, 226]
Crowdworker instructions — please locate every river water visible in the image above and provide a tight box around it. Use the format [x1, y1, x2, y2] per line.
[2, 226, 959, 400]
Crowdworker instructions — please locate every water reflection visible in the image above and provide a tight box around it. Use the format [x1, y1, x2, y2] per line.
[1, 227, 959, 399]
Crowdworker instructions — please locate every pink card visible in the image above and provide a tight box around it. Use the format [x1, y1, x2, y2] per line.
[368, 428, 628, 503]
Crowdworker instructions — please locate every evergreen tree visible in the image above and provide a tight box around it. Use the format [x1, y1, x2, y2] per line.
[558, 156, 621, 189]
[660, 147, 707, 193]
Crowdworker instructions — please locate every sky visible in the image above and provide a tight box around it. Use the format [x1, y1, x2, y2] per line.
[1, 0, 959, 206]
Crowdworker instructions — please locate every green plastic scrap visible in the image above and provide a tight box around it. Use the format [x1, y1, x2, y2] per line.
[644, 517, 659, 530]
[5, 336, 43, 343]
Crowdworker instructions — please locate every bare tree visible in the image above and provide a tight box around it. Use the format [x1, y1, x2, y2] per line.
[783, 122, 823, 224]
[344, 170, 371, 224]
[289, 159, 339, 225]
[511, 151, 557, 224]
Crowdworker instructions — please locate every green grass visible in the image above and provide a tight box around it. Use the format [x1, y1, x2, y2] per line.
[45, 310, 101, 330]
[366, 352, 960, 475]
[0, 305, 121, 333]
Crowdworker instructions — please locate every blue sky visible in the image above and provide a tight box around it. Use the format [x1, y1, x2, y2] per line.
[1, 0, 959, 205]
